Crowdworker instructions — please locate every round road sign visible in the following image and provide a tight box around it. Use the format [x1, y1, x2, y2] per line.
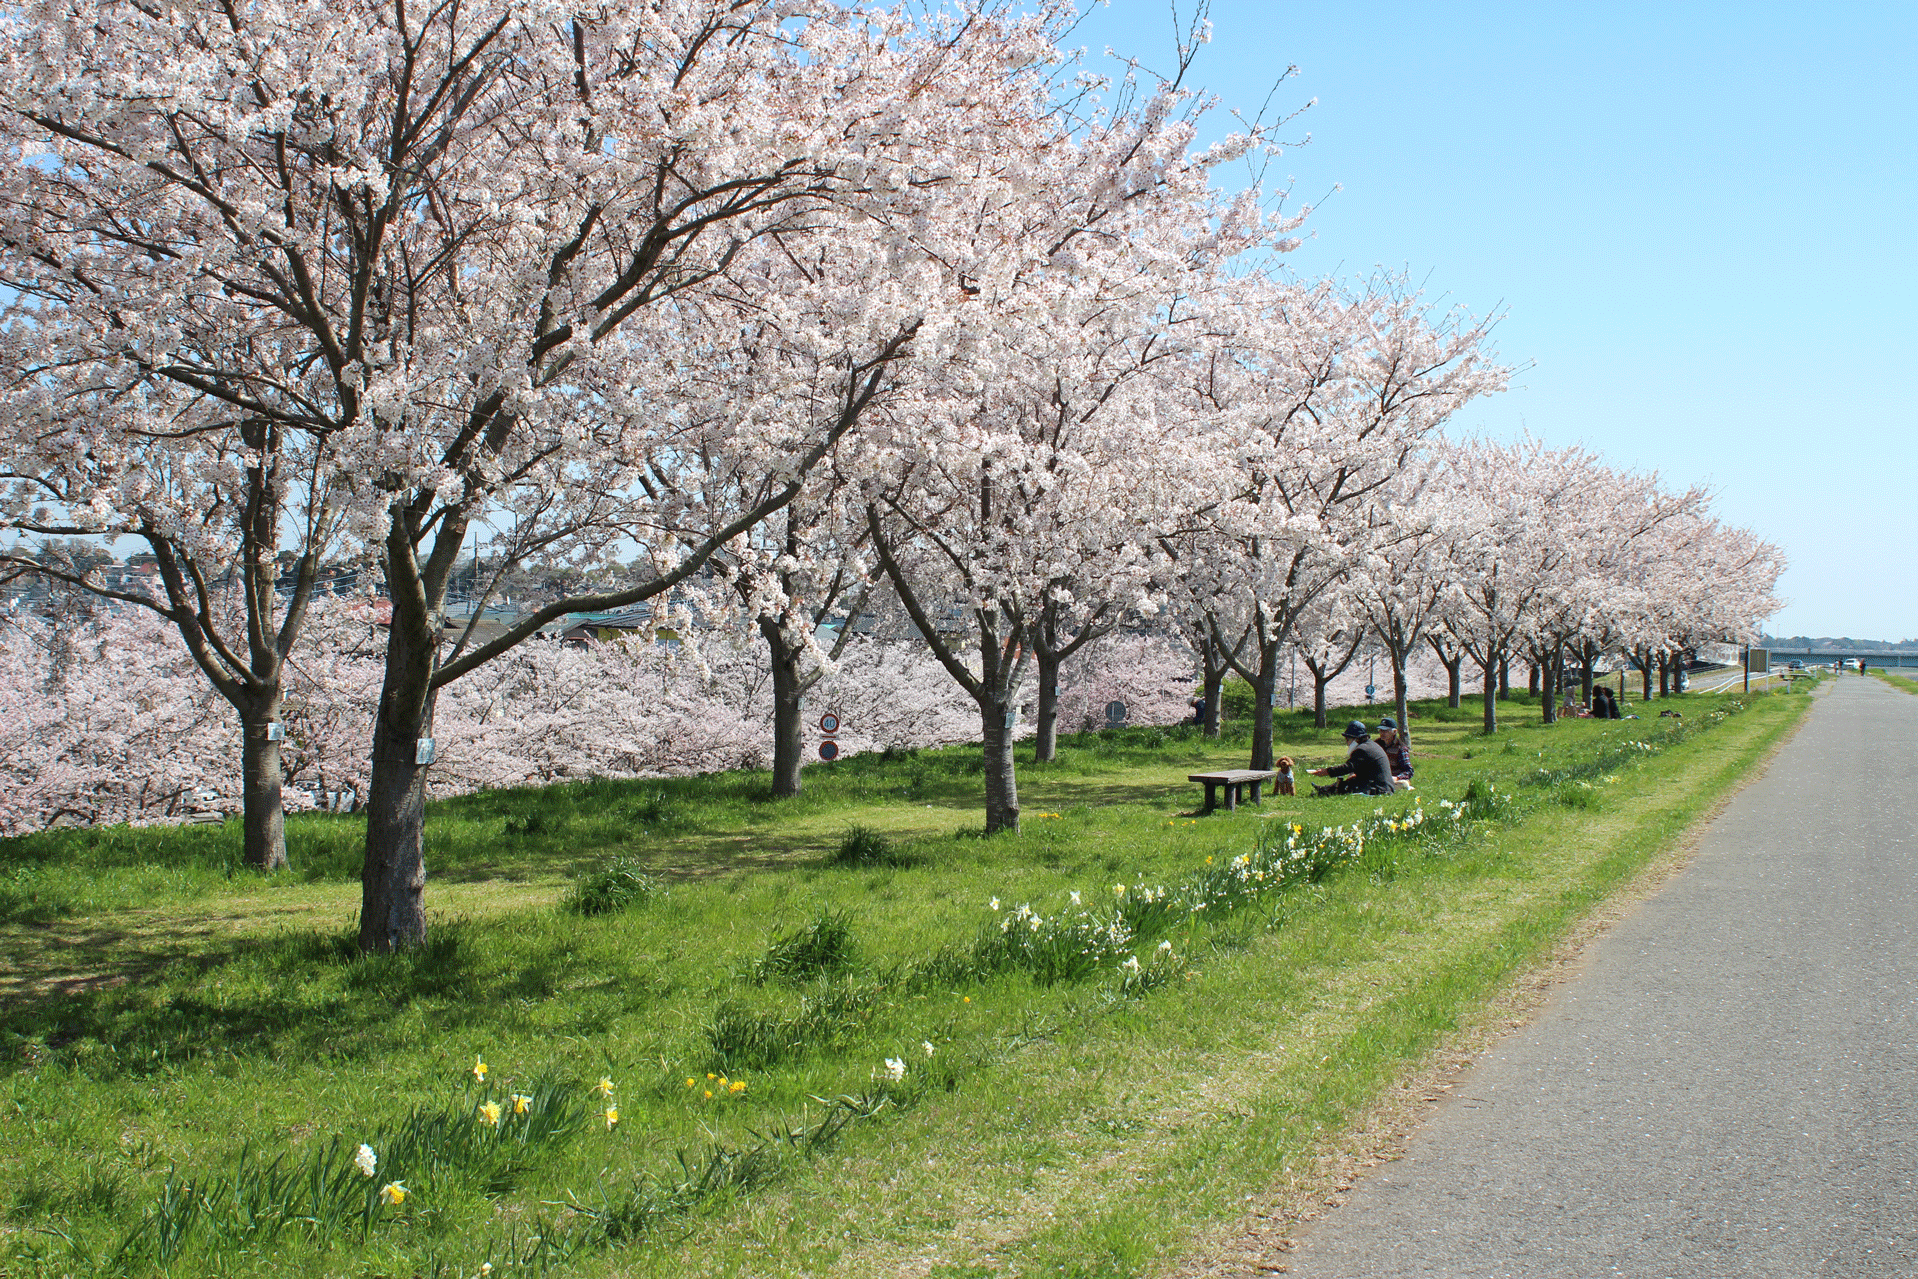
[818, 712, 840, 734]
[817, 740, 839, 761]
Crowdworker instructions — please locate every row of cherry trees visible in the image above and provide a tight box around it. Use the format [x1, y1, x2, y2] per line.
[0, 0, 1780, 948]
[0, 602, 1192, 837]
[1287, 435, 1785, 744]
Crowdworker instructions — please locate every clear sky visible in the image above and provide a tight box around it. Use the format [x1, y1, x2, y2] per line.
[1071, 1, 1917, 641]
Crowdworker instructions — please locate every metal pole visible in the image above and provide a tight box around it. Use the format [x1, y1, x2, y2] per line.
[1743, 645, 1750, 694]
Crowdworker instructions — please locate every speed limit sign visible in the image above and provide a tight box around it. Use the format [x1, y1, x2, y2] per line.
[818, 712, 840, 734]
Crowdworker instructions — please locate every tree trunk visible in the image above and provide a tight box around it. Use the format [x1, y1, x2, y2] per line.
[1391, 651, 1410, 744]
[761, 618, 806, 797]
[1446, 655, 1462, 707]
[239, 707, 288, 872]
[1249, 659, 1278, 771]
[1527, 662, 1540, 697]
[1497, 657, 1510, 701]
[1658, 651, 1671, 698]
[1203, 662, 1224, 737]
[360, 618, 435, 954]
[1639, 649, 1654, 702]
[980, 700, 1020, 834]
[1482, 656, 1499, 734]
[1034, 650, 1061, 762]
[1540, 655, 1558, 725]
[1312, 673, 1331, 729]
[1581, 642, 1597, 707]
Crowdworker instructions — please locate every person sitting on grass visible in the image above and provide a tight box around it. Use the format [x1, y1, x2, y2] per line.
[1310, 721, 1397, 797]
[1377, 716, 1415, 787]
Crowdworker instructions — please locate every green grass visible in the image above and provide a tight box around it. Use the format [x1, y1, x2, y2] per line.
[0, 688, 1810, 1278]
[1871, 669, 1918, 696]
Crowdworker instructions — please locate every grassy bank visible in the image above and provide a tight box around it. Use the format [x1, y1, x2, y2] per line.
[0, 685, 1812, 1278]
[1871, 669, 1918, 696]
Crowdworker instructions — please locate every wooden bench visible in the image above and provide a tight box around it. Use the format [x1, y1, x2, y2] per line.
[1188, 769, 1278, 813]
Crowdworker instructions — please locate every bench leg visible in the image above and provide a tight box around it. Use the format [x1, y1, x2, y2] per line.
[1248, 781, 1263, 805]
[1201, 782, 1218, 813]
[1224, 782, 1238, 811]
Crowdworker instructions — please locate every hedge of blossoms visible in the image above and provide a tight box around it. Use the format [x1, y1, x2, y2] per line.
[0, 604, 1193, 836]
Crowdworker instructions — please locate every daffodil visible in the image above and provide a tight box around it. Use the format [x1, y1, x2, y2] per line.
[686, 1077, 696, 1088]
[880, 1057, 906, 1082]
[596, 1076, 616, 1097]
[704, 1089, 714, 1099]
[604, 1106, 619, 1129]
[478, 1100, 502, 1127]
[354, 1144, 377, 1178]
[729, 1080, 747, 1094]
[380, 1181, 407, 1206]
[472, 1055, 488, 1083]
[921, 1040, 936, 1058]
[511, 1093, 532, 1115]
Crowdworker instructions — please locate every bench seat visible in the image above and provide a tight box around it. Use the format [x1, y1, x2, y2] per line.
[1188, 769, 1279, 813]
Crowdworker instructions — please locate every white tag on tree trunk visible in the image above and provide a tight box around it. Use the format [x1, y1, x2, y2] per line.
[415, 737, 436, 765]
[265, 722, 285, 741]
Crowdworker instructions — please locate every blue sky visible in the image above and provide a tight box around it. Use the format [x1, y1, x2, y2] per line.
[1072, 1, 1916, 640]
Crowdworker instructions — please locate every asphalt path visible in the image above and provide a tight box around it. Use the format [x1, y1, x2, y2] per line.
[1284, 675, 1918, 1278]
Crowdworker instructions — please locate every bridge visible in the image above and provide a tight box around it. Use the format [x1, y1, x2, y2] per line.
[1765, 648, 1918, 669]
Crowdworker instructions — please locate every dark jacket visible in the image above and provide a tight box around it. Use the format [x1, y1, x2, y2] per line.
[1324, 739, 1395, 795]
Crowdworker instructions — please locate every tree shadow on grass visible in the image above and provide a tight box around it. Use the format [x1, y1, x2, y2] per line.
[0, 919, 659, 1079]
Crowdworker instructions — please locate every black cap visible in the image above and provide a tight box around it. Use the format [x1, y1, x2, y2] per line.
[1342, 720, 1369, 740]
[1378, 716, 1397, 731]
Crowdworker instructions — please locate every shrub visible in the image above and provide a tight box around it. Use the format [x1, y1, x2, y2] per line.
[755, 910, 858, 982]
[830, 825, 908, 868]
[566, 857, 660, 916]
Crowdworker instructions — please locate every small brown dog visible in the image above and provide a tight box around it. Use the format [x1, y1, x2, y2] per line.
[1275, 756, 1296, 797]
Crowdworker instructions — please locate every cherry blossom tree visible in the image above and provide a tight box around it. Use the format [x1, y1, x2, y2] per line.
[0, 0, 1087, 947]
[0, 428, 347, 868]
[1348, 456, 1456, 736]
[1431, 436, 1599, 733]
[0, 608, 235, 835]
[1167, 279, 1506, 768]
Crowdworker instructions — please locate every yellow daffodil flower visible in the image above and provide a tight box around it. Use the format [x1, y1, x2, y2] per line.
[596, 1077, 616, 1097]
[472, 1055, 487, 1083]
[604, 1106, 619, 1130]
[380, 1181, 407, 1206]
[511, 1093, 531, 1115]
[478, 1100, 502, 1127]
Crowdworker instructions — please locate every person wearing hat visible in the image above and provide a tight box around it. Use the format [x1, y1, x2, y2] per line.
[1309, 721, 1397, 797]
[1376, 716, 1413, 784]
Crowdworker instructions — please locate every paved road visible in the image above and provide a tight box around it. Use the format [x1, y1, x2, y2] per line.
[1285, 675, 1918, 1278]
